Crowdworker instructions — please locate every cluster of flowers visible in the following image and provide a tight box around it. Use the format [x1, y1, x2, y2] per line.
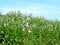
[0, 12, 60, 45]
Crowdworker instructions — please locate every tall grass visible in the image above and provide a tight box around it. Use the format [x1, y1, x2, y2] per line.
[0, 11, 60, 45]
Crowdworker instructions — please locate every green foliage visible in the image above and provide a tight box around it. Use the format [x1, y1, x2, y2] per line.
[0, 11, 60, 45]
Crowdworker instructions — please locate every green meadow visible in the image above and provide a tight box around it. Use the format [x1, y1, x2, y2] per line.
[0, 11, 60, 45]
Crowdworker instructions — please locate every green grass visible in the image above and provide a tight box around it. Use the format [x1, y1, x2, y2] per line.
[0, 11, 60, 45]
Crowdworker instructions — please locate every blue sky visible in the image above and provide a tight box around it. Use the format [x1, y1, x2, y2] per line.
[0, 0, 60, 20]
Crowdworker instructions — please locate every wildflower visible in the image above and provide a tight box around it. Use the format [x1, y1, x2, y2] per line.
[26, 17, 30, 21]
[26, 22, 29, 25]
[1, 31, 4, 33]
[8, 41, 10, 44]
[23, 20, 25, 23]
[32, 24, 38, 28]
[24, 22, 29, 27]
[26, 14, 32, 21]
[30, 26, 32, 30]
[2, 41, 4, 44]
[55, 43, 58, 45]
[44, 26, 47, 28]
[22, 27, 25, 31]
[10, 39, 12, 41]
[48, 29, 51, 31]
[51, 28, 53, 31]
[4, 23, 6, 27]
[28, 30, 31, 33]
[50, 25, 53, 27]
[26, 24, 29, 27]
[20, 24, 23, 26]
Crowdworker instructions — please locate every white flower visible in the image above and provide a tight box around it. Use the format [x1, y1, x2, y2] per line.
[51, 28, 53, 31]
[48, 29, 51, 31]
[32, 24, 38, 28]
[30, 26, 32, 30]
[24, 22, 29, 27]
[50, 25, 53, 27]
[20, 24, 23, 26]
[22, 27, 25, 31]
[1, 31, 4, 33]
[26, 13, 32, 21]
[26, 24, 29, 27]
[4, 23, 6, 27]
[28, 30, 31, 33]
[44, 26, 47, 28]
[2, 41, 4, 44]
[26, 16, 30, 21]
[10, 39, 12, 41]
[23, 20, 25, 23]
[55, 43, 58, 45]
[26, 22, 29, 25]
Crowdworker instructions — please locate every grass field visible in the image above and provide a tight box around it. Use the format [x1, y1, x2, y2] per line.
[0, 11, 60, 45]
